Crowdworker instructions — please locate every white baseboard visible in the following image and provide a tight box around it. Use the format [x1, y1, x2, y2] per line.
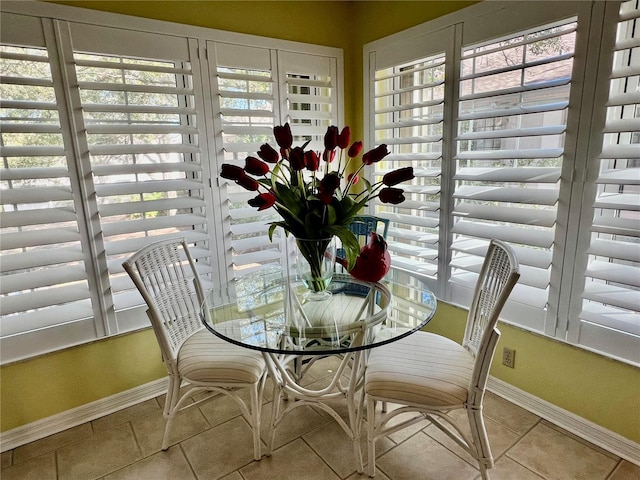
[0, 377, 168, 452]
[2, 375, 638, 467]
[488, 376, 640, 466]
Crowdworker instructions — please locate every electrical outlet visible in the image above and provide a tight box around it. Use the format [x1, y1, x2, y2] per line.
[502, 347, 516, 368]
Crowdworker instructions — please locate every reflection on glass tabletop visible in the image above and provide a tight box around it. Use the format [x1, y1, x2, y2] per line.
[200, 270, 436, 355]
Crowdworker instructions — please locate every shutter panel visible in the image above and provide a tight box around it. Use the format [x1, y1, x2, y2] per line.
[0, 32, 94, 351]
[212, 42, 284, 277]
[371, 48, 446, 280]
[451, 19, 577, 318]
[576, 0, 640, 363]
[279, 51, 338, 150]
[212, 44, 340, 279]
[71, 39, 212, 310]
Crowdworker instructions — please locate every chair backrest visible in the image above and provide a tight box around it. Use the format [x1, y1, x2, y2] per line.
[122, 238, 206, 366]
[463, 239, 520, 402]
[348, 215, 390, 245]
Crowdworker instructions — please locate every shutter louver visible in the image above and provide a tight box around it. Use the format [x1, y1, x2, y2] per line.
[0, 45, 94, 336]
[452, 20, 577, 311]
[372, 54, 445, 279]
[577, 0, 640, 361]
[74, 52, 211, 309]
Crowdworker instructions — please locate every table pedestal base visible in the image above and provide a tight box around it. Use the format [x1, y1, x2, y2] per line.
[263, 349, 366, 473]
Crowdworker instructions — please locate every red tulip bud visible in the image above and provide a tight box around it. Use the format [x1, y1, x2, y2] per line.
[220, 164, 246, 181]
[379, 187, 405, 204]
[338, 126, 351, 149]
[248, 192, 276, 211]
[324, 126, 339, 150]
[347, 172, 359, 185]
[383, 167, 414, 186]
[289, 146, 306, 171]
[274, 123, 293, 149]
[305, 150, 320, 171]
[236, 175, 259, 191]
[363, 144, 390, 165]
[244, 156, 270, 176]
[347, 141, 363, 158]
[258, 143, 279, 163]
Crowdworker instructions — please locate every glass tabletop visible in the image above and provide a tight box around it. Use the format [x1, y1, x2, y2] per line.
[200, 269, 437, 355]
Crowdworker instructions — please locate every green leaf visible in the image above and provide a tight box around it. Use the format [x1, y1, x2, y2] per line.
[327, 225, 360, 270]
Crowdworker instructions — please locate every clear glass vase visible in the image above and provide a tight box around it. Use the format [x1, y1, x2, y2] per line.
[293, 236, 337, 300]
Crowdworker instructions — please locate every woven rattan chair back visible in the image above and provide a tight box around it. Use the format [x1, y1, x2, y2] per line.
[123, 238, 204, 364]
[464, 239, 520, 357]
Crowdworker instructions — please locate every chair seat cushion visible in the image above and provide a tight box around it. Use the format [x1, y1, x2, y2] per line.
[365, 331, 473, 407]
[178, 329, 265, 384]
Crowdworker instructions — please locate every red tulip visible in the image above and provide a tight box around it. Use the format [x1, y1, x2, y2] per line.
[338, 126, 351, 149]
[383, 167, 414, 186]
[322, 148, 337, 163]
[347, 141, 363, 158]
[274, 123, 293, 149]
[319, 172, 340, 194]
[305, 150, 320, 171]
[318, 191, 334, 205]
[324, 126, 339, 150]
[258, 143, 279, 163]
[289, 146, 306, 170]
[245, 156, 270, 176]
[248, 192, 276, 211]
[220, 164, 245, 181]
[379, 187, 405, 204]
[236, 175, 259, 191]
[347, 172, 359, 185]
[363, 144, 390, 165]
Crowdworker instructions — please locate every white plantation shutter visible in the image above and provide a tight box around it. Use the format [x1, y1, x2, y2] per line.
[0, 4, 343, 362]
[0, 16, 98, 361]
[280, 51, 338, 150]
[211, 43, 340, 280]
[572, 0, 640, 363]
[366, 1, 639, 364]
[65, 27, 213, 315]
[211, 42, 284, 278]
[369, 30, 451, 290]
[451, 20, 577, 329]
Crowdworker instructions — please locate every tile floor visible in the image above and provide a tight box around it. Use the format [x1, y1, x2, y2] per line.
[2, 357, 638, 480]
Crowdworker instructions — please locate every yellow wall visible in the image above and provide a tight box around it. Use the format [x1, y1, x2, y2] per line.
[426, 303, 640, 443]
[3, 0, 637, 446]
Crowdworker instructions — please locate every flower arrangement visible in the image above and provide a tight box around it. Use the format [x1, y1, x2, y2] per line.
[220, 123, 413, 287]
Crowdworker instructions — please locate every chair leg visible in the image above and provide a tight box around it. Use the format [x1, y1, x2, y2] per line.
[467, 407, 493, 479]
[266, 381, 283, 456]
[367, 396, 377, 477]
[249, 382, 262, 460]
[161, 374, 181, 450]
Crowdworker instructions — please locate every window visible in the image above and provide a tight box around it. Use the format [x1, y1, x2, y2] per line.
[0, 6, 342, 363]
[365, 0, 639, 365]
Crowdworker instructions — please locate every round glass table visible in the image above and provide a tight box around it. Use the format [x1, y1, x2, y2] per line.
[200, 269, 436, 472]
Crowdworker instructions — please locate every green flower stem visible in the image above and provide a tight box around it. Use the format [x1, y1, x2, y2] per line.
[296, 237, 332, 293]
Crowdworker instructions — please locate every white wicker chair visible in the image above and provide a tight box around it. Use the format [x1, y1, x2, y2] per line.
[123, 238, 267, 459]
[365, 239, 520, 479]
